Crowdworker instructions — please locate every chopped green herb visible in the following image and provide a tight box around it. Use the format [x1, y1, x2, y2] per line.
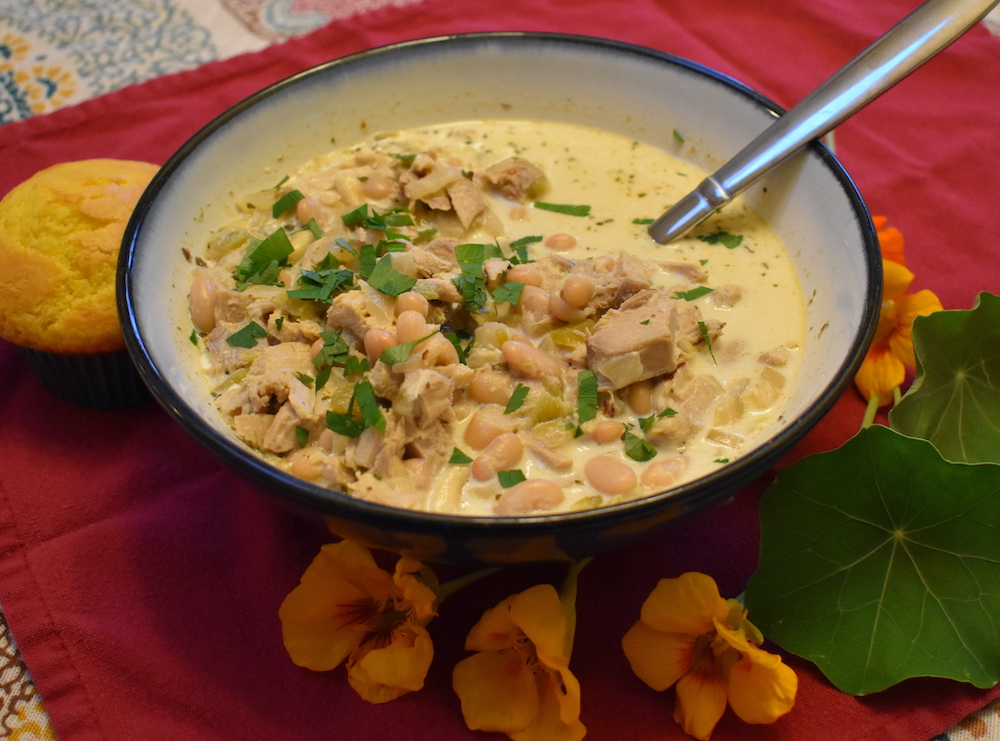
[379, 331, 436, 366]
[189, 329, 198, 345]
[673, 286, 715, 301]
[443, 331, 474, 363]
[294, 426, 310, 448]
[274, 316, 284, 331]
[287, 267, 354, 303]
[357, 243, 377, 280]
[234, 228, 294, 289]
[449, 447, 473, 464]
[698, 231, 744, 250]
[673, 129, 685, 144]
[353, 381, 386, 434]
[699, 259, 709, 266]
[304, 218, 323, 239]
[508, 235, 541, 263]
[492, 281, 525, 306]
[342, 204, 414, 238]
[342, 356, 370, 377]
[624, 429, 658, 462]
[498, 469, 527, 488]
[698, 320, 718, 364]
[294, 372, 314, 387]
[632, 217, 654, 225]
[393, 153, 417, 167]
[715, 458, 730, 464]
[314, 330, 351, 369]
[453, 243, 499, 311]
[367, 254, 417, 297]
[504, 384, 529, 414]
[225, 321, 266, 348]
[272, 189, 305, 218]
[325, 410, 365, 438]
[577, 370, 598, 424]
[315, 367, 332, 391]
[270, 175, 290, 190]
[534, 201, 591, 217]
[640, 319, 651, 325]
[637, 407, 679, 434]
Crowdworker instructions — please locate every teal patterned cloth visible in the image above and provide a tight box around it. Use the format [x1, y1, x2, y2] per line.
[0, 0, 411, 125]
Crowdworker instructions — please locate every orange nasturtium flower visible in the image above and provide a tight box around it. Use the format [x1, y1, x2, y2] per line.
[622, 572, 796, 741]
[279, 539, 439, 703]
[453, 575, 587, 741]
[854, 217, 943, 409]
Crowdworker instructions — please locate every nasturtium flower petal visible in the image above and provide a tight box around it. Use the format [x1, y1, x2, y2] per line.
[855, 344, 906, 404]
[727, 646, 798, 725]
[279, 539, 439, 702]
[348, 623, 434, 703]
[673, 667, 729, 741]
[873, 216, 905, 265]
[393, 555, 438, 622]
[509, 584, 569, 668]
[622, 620, 691, 691]
[509, 672, 587, 741]
[881, 259, 914, 300]
[454, 581, 584, 741]
[640, 572, 729, 636]
[464, 594, 518, 652]
[453, 644, 541, 732]
[624, 573, 797, 738]
[888, 289, 944, 368]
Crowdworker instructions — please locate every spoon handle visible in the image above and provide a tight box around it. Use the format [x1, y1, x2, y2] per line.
[648, 0, 1000, 244]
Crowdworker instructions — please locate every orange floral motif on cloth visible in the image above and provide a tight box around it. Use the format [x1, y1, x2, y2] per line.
[279, 539, 438, 703]
[854, 217, 943, 407]
[621, 572, 796, 740]
[453, 583, 586, 741]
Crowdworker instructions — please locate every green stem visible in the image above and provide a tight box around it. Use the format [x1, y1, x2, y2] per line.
[559, 557, 592, 658]
[434, 567, 502, 609]
[861, 394, 880, 429]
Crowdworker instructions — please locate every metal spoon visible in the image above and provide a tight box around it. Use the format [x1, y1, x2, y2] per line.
[648, 0, 1000, 244]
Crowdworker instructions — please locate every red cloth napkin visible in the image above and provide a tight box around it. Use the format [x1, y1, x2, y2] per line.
[2, 0, 1000, 739]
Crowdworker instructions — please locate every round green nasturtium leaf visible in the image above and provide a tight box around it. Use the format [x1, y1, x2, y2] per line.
[890, 292, 1000, 463]
[745, 424, 1000, 696]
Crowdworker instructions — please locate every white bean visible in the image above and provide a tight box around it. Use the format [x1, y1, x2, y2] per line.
[471, 433, 524, 481]
[189, 270, 218, 333]
[561, 275, 594, 308]
[506, 265, 543, 287]
[584, 455, 637, 495]
[501, 340, 565, 380]
[395, 290, 430, 317]
[396, 309, 434, 343]
[494, 479, 565, 516]
[469, 369, 514, 405]
[545, 232, 578, 251]
[464, 405, 516, 450]
[364, 329, 396, 364]
[590, 420, 625, 445]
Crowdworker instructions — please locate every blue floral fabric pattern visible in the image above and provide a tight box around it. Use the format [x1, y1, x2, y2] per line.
[0, 0, 218, 124]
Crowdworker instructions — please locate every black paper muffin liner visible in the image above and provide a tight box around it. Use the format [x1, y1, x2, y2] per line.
[17, 346, 149, 410]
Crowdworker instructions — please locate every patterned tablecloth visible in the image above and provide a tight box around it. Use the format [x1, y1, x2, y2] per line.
[2, 1, 1000, 740]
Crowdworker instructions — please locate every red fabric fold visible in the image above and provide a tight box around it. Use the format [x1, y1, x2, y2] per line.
[2, 0, 1000, 739]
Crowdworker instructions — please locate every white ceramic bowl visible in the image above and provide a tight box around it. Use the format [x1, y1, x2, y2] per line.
[119, 33, 881, 565]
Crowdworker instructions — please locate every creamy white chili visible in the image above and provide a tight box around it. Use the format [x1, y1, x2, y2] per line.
[187, 120, 806, 516]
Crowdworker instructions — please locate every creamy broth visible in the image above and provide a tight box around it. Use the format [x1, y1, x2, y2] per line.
[188, 120, 806, 516]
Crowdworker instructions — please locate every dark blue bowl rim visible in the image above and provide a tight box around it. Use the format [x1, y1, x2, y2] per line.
[119, 31, 882, 537]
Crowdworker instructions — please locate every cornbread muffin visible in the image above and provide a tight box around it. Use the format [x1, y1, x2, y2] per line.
[0, 158, 159, 408]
